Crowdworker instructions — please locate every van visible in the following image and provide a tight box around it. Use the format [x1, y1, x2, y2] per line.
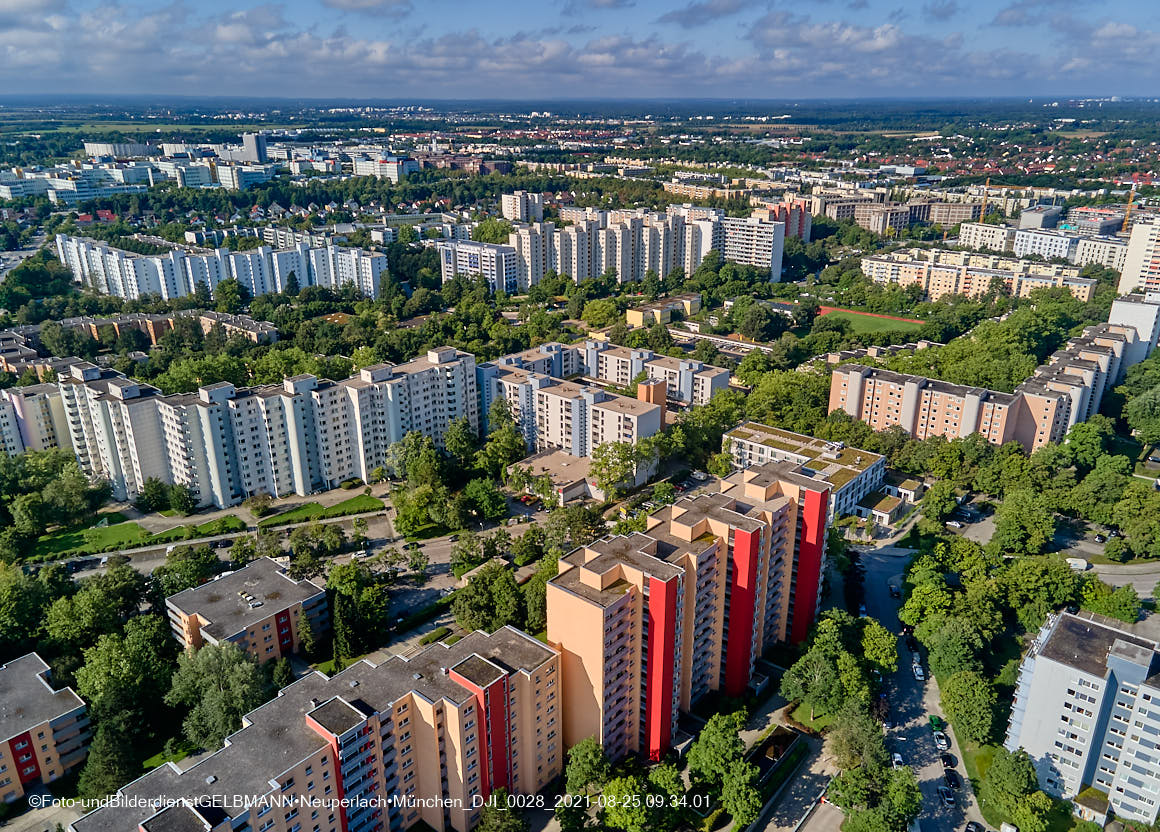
[1065, 557, 1090, 572]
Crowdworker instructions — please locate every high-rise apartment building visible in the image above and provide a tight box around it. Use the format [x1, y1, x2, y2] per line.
[56, 235, 386, 301]
[0, 653, 90, 804]
[501, 191, 545, 222]
[721, 216, 785, 280]
[508, 222, 554, 290]
[1005, 612, 1160, 825]
[216, 164, 278, 190]
[1014, 229, 1081, 261]
[166, 558, 329, 661]
[0, 383, 72, 454]
[437, 240, 519, 293]
[579, 341, 730, 406]
[1075, 236, 1128, 272]
[547, 461, 830, 760]
[58, 348, 478, 508]
[71, 627, 562, 832]
[1119, 217, 1160, 294]
[1109, 293, 1160, 368]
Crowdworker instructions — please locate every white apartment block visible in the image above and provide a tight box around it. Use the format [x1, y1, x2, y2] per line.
[477, 365, 660, 458]
[957, 222, 1017, 252]
[57, 349, 478, 508]
[721, 216, 786, 280]
[55, 236, 385, 301]
[508, 223, 554, 290]
[352, 156, 419, 182]
[1075, 237, 1128, 272]
[437, 240, 519, 293]
[1119, 217, 1160, 294]
[0, 384, 73, 456]
[1109, 292, 1160, 369]
[578, 341, 730, 406]
[214, 164, 278, 190]
[1005, 612, 1160, 824]
[501, 191, 545, 222]
[1014, 229, 1081, 262]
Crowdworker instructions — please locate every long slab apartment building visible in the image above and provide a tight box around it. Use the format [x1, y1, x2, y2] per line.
[829, 293, 1160, 450]
[956, 222, 1129, 273]
[438, 202, 785, 291]
[860, 247, 1096, 303]
[72, 627, 563, 832]
[547, 460, 831, 762]
[58, 347, 479, 509]
[56, 233, 387, 301]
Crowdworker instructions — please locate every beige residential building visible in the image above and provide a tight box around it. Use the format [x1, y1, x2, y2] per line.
[547, 462, 831, 761]
[166, 557, 329, 662]
[0, 654, 90, 804]
[72, 627, 561, 832]
[958, 222, 1017, 252]
[579, 342, 730, 406]
[625, 293, 703, 328]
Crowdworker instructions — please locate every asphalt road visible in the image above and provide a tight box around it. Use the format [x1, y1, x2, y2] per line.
[861, 545, 986, 832]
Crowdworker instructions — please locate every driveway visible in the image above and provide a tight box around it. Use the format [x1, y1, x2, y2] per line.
[862, 545, 985, 832]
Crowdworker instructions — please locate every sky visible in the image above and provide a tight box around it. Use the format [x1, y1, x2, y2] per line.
[2, 0, 1158, 100]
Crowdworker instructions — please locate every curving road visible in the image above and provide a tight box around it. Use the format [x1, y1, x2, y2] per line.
[1091, 560, 1160, 594]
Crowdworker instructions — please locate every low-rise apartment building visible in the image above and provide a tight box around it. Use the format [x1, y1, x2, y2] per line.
[724, 422, 885, 519]
[58, 348, 478, 507]
[71, 627, 561, 832]
[580, 342, 730, 406]
[625, 293, 702, 328]
[166, 557, 329, 661]
[547, 461, 830, 761]
[0, 653, 90, 803]
[1014, 229, 1081, 261]
[1005, 612, 1160, 825]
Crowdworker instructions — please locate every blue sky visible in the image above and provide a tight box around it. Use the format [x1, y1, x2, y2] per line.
[2, 0, 1157, 99]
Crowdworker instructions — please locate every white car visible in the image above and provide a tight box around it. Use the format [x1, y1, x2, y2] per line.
[934, 731, 950, 751]
[945, 520, 963, 529]
[913, 664, 926, 681]
[892, 752, 904, 770]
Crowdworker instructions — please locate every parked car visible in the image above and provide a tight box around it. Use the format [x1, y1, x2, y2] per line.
[889, 585, 902, 599]
[940, 753, 956, 768]
[938, 786, 956, 808]
[1093, 534, 1106, 543]
[966, 822, 985, 832]
[912, 664, 926, 681]
[943, 770, 960, 789]
[934, 731, 950, 750]
[929, 715, 947, 732]
[945, 520, 963, 529]
[892, 752, 904, 770]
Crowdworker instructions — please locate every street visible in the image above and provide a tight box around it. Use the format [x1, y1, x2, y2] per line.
[860, 545, 985, 832]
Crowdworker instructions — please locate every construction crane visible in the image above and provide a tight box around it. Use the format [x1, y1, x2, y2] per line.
[1122, 184, 1137, 233]
[978, 177, 991, 222]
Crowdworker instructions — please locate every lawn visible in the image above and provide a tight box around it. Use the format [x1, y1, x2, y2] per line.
[33, 514, 247, 560]
[818, 309, 926, 334]
[142, 740, 196, 771]
[790, 702, 835, 732]
[259, 493, 384, 528]
[402, 522, 450, 542]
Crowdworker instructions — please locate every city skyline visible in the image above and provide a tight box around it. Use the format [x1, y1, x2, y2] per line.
[3, 0, 1159, 99]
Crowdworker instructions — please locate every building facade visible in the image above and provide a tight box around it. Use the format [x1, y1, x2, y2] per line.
[437, 240, 519, 293]
[71, 627, 561, 832]
[1005, 612, 1160, 825]
[1120, 217, 1160, 295]
[58, 348, 478, 508]
[547, 461, 830, 761]
[0, 654, 90, 804]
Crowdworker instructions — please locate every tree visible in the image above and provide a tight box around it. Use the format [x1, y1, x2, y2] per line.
[860, 619, 898, 674]
[78, 724, 140, 799]
[828, 706, 888, 771]
[511, 525, 546, 566]
[925, 617, 983, 679]
[476, 789, 530, 832]
[601, 775, 649, 832]
[1126, 386, 1160, 444]
[152, 545, 220, 596]
[76, 615, 176, 733]
[980, 747, 1038, 820]
[589, 441, 640, 499]
[1079, 576, 1141, 623]
[721, 760, 762, 826]
[213, 278, 250, 314]
[687, 710, 746, 789]
[989, 489, 1055, 557]
[652, 482, 677, 505]
[444, 416, 481, 478]
[781, 648, 844, 720]
[167, 483, 198, 515]
[408, 546, 430, 583]
[327, 560, 391, 653]
[941, 670, 996, 744]
[164, 644, 273, 750]
[452, 562, 524, 632]
[564, 736, 610, 795]
[137, 477, 171, 513]
[921, 480, 957, 523]
[464, 478, 509, 522]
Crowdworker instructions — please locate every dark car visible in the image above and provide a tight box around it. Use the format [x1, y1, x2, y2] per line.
[943, 770, 960, 789]
[906, 635, 919, 652]
[940, 753, 956, 768]
[966, 823, 985, 832]
[889, 585, 902, 599]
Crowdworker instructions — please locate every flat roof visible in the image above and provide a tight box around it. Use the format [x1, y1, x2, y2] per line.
[726, 422, 881, 491]
[1039, 612, 1157, 678]
[515, 449, 592, 486]
[166, 558, 324, 641]
[0, 653, 85, 743]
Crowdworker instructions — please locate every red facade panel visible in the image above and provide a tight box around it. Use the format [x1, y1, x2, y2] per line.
[791, 488, 830, 643]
